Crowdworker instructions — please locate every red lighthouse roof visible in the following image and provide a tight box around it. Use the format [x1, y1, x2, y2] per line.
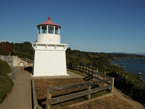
[37, 15, 61, 28]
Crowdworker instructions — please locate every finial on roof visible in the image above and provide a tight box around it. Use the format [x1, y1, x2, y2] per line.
[48, 14, 51, 21]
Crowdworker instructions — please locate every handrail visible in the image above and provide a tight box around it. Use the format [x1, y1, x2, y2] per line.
[67, 64, 113, 79]
[46, 66, 114, 109]
[48, 78, 112, 93]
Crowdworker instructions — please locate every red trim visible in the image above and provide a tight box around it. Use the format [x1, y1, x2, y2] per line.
[37, 15, 61, 28]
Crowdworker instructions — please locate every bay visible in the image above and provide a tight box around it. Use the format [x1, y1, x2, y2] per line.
[111, 59, 145, 81]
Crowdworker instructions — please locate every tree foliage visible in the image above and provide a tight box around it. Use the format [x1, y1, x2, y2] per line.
[0, 41, 34, 60]
[66, 48, 111, 72]
[66, 48, 145, 104]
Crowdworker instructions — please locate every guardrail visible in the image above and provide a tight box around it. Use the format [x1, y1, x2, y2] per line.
[46, 65, 114, 109]
[31, 79, 42, 109]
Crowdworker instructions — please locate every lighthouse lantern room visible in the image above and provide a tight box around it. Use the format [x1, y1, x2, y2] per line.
[32, 15, 68, 76]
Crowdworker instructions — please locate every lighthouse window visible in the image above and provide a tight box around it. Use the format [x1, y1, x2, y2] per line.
[55, 26, 58, 35]
[42, 25, 47, 34]
[37, 27, 40, 34]
[48, 26, 54, 34]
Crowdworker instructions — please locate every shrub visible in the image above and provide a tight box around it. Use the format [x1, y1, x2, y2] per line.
[0, 75, 13, 103]
[0, 59, 13, 104]
[0, 59, 11, 75]
[107, 66, 145, 104]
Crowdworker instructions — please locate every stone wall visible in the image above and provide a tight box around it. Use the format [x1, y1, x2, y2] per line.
[0, 55, 33, 67]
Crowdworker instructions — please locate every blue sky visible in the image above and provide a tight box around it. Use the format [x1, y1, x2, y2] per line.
[0, 0, 145, 54]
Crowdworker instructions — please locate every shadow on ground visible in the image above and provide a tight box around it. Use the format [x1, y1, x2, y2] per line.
[24, 67, 33, 75]
[37, 89, 89, 109]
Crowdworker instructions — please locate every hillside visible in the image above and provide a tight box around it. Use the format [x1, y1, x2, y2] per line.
[0, 41, 145, 62]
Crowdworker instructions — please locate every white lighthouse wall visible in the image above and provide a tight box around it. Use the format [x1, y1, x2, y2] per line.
[37, 34, 60, 44]
[33, 50, 68, 76]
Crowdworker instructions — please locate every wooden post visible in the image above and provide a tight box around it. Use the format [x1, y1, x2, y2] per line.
[111, 78, 114, 93]
[96, 69, 98, 78]
[93, 70, 96, 81]
[96, 69, 98, 73]
[103, 72, 106, 86]
[90, 66, 91, 74]
[104, 72, 106, 79]
[87, 67, 88, 73]
[83, 65, 85, 73]
[88, 86, 91, 100]
[46, 88, 52, 109]
[74, 64, 75, 70]
[84, 64, 86, 73]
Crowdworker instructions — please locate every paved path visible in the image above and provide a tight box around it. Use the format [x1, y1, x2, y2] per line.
[113, 87, 145, 109]
[0, 67, 32, 109]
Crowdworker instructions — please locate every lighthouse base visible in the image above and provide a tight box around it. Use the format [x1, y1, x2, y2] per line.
[33, 49, 68, 76]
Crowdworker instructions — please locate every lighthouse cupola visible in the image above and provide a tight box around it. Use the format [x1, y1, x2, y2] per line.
[36, 15, 61, 44]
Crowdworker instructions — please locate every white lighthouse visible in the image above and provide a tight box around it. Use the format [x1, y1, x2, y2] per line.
[32, 15, 68, 76]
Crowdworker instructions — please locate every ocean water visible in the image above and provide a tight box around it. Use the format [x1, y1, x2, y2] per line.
[111, 59, 145, 81]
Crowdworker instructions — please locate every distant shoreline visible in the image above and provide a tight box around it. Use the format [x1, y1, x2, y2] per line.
[112, 58, 145, 61]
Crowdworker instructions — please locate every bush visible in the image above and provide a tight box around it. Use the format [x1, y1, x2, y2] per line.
[0, 59, 13, 104]
[0, 59, 11, 75]
[0, 75, 13, 103]
[107, 66, 145, 104]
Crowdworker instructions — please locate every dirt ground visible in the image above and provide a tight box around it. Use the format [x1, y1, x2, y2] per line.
[34, 79, 138, 109]
[51, 95, 133, 109]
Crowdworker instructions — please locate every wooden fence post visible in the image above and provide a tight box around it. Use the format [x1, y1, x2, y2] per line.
[103, 71, 106, 86]
[84, 65, 85, 73]
[72, 64, 73, 69]
[96, 69, 98, 78]
[46, 88, 52, 109]
[93, 70, 96, 81]
[88, 86, 91, 100]
[96, 69, 98, 73]
[77, 63, 79, 71]
[74, 64, 75, 70]
[111, 78, 114, 93]
[104, 71, 106, 79]
[90, 66, 91, 74]
[87, 67, 88, 74]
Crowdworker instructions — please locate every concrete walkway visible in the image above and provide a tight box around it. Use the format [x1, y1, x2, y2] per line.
[0, 67, 32, 109]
